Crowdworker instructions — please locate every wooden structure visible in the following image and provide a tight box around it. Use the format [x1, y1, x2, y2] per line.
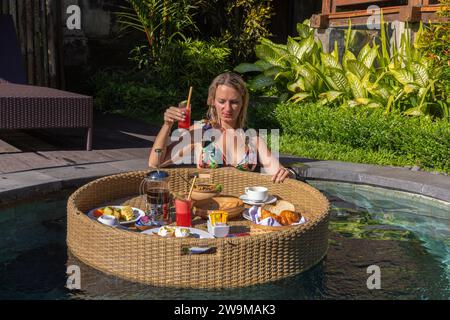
[312, 0, 443, 28]
[0, 0, 64, 89]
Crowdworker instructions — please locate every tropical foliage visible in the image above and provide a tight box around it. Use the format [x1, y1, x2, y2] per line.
[196, 0, 274, 64]
[117, 0, 199, 61]
[275, 102, 450, 173]
[235, 19, 449, 119]
[90, 38, 230, 117]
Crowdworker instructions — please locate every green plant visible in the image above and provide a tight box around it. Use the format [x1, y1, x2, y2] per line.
[417, 0, 450, 119]
[275, 102, 450, 173]
[160, 38, 231, 88]
[236, 18, 449, 119]
[90, 38, 230, 122]
[117, 0, 199, 61]
[197, 0, 274, 64]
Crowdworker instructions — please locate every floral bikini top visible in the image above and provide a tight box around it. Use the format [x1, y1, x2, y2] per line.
[197, 120, 258, 172]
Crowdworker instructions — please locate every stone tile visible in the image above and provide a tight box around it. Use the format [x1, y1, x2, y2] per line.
[421, 184, 450, 203]
[0, 171, 62, 202]
[357, 174, 425, 194]
[107, 159, 150, 172]
[305, 167, 362, 182]
[40, 163, 125, 188]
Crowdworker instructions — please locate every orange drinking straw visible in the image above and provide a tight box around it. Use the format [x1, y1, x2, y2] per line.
[186, 86, 193, 112]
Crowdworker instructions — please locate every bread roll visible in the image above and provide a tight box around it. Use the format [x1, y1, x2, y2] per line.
[263, 200, 295, 216]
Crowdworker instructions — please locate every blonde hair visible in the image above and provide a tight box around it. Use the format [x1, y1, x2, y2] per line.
[207, 72, 249, 129]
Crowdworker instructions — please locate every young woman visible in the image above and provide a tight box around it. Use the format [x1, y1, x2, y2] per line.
[148, 72, 295, 183]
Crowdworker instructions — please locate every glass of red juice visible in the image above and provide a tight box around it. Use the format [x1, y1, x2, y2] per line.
[178, 101, 191, 130]
[175, 197, 192, 227]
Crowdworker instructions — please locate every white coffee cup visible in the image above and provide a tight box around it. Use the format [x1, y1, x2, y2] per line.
[245, 186, 269, 202]
[98, 215, 119, 227]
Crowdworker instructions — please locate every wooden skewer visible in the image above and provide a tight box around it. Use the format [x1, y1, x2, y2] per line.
[187, 176, 197, 201]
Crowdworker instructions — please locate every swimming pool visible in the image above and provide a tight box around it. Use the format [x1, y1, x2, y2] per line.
[0, 181, 448, 300]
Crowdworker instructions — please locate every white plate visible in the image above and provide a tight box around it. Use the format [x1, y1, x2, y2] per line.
[239, 194, 277, 206]
[87, 206, 145, 225]
[142, 227, 214, 239]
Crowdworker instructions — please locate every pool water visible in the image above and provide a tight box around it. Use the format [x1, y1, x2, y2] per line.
[0, 181, 449, 300]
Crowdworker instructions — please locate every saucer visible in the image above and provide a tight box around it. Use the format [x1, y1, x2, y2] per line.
[239, 194, 277, 206]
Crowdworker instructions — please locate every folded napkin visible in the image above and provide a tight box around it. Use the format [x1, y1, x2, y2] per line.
[259, 217, 283, 227]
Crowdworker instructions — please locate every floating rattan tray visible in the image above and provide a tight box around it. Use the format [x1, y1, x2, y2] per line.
[67, 167, 330, 289]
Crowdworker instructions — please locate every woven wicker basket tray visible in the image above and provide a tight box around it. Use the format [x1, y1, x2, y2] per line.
[67, 167, 330, 289]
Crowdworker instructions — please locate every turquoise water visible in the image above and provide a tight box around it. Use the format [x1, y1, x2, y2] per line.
[0, 181, 449, 300]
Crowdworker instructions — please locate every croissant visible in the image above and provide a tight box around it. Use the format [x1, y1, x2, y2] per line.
[260, 209, 273, 220]
[279, 210, 301, 226]
[260, 209, 283, 224]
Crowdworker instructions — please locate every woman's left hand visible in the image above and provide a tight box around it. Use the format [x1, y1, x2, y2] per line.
[272, 167, 293, 184]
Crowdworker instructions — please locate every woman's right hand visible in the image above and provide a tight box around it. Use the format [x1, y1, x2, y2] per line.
[164, 106, 186, 126]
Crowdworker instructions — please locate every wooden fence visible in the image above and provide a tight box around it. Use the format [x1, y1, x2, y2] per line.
[0, 0, 64, 88]
[312, 0, 443, 28]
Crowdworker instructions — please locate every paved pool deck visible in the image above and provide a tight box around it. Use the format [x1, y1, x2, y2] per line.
[0, 113, 449, 204]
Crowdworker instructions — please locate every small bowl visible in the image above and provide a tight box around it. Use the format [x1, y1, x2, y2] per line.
[98, 215, 119, 227]
[207, 221, 230, 238]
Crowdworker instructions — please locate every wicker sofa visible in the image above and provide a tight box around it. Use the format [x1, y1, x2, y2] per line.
[0, 14, 93, 151]
[0, 82, 93, 150]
